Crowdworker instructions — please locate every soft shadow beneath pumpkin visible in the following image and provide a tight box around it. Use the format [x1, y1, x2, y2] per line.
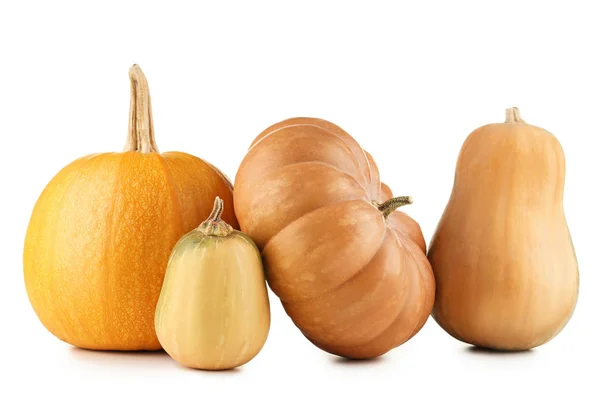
[69, 347, 173, 368]
[330, 356, 387, 366]
[465, 346, 535, 358]
[70, 347, 243, 374]
[177, 363, 242, 374]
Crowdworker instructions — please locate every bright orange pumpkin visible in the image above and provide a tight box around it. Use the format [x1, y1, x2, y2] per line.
[234, 117, 435, 359]
[23, 65, 237, 350]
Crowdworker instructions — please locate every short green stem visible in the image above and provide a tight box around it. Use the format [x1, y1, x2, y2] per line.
[195, 197, 233, 237]
[377, 196, 413, 218]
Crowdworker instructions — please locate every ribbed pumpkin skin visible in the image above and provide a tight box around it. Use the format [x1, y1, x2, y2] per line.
[24, 151, 236, 350]
[234, 118, 434, 359]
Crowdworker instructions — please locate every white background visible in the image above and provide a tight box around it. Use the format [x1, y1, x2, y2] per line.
[1, 1, 598, 399]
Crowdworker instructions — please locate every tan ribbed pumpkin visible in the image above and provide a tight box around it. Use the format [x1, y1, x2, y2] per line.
[234, 117, 435, 359]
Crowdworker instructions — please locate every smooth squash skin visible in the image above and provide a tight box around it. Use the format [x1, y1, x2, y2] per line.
[155, 198, 270, 370]
[23, 66, 237, 351]
[234, 117, 435, 359]
[428, 108, 579, 351]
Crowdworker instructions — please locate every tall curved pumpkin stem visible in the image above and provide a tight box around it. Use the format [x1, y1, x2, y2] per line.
[123, 64, 159, 153]
[377, 196, 413, 218]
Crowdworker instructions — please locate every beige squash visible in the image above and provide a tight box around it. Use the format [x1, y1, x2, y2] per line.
[155, 198, 270, 370]
[428, 107, 579, 351]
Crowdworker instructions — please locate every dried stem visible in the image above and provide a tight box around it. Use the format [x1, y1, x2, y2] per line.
[123, 64, 159, 153]
[377, 196, 413, 219]
[207, 197, 224, 222]
[196, 197, 233, 237]
[505, 107, 525, 124]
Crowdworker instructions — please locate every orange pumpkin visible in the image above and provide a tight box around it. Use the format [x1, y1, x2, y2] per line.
[234, 117, 434, 359]
[23, 65, 237, 350]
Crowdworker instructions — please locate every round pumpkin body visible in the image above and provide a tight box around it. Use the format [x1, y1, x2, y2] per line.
[23, 66, 236, 350]
[234, 117, 434, 359]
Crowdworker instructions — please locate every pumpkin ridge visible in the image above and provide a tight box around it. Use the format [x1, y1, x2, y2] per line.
[38, 154, 106, 344]
[362, 150, 379, 200]
[303, 276, 411, 355]
[164, 151, 238, 230]
[65, 154, 115, 345]
[33, 153, 114, 347]
[204, 159, 234, 191]
[274, 159, 370, 197]
[387, 212, 427, 253]
[307, 226, 428, 355]
[342, 236, 419, 351]
[80, 153, 126, 348]
[260, 198, 377, 256]
[261, 118, 375, 191]
[153, 153, 185, 238]
[250, 117, 347, 147]
[238, 160, 370, 247]
[248, 123, 372, 189]
[280, 230, 410, 349]
[238, 160, 370, 214]
[102, 152, 169, 350]
[101, 152, 130, 347]
[166, 151, 235, 192]
[391, 227, 434, 341]
[263, 201, 385, 302]
[279, 221, 387, 306]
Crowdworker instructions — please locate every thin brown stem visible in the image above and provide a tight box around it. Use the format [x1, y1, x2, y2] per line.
[196, 196, 233, 237]
[207, 197, 224, 222]
[123, 64, 159, 153]
[377, 196, 413, 218]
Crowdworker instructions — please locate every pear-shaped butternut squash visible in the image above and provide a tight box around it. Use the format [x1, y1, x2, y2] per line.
[155, 198, 270, 370]
[428, 107, 579, 351]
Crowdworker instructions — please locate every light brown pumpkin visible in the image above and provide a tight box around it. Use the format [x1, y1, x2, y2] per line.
[428, 107, 579, 351]
[234, 117, 435, 359]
